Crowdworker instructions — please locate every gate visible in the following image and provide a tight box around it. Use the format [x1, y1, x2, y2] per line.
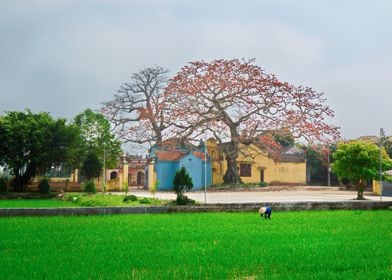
[382, 182, 392, 197]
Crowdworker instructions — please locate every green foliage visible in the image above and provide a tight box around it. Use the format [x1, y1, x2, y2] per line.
[304, 144, 338, 185]
[139, 197, 152, 204]
[332, 141, 392, 199]
[0, 177, 8, 194]
[173, 167, 193, 196]
[123, 194, 137, 202]
[139, 197, 157, 204]
[79, 200, 106, 207]
[65, 194, 81, 203]
[0, 110, 82, 191]
[83, 180, 97, 194]
[0, 211, 391, 279]
[0, 194, 166, 208]
[272, 130, 295, 147]
[382, 137, 392, 159]
[0, 199, 76, 208]
[259, 182, 268, 187]
[122, 182, 129, 195]
[81, 152, 102, 180]
[175, 194, 195, 205]
[38, 178, 51, 194]
[73, 109, 122, 169]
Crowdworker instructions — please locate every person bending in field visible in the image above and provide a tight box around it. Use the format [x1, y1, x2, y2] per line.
[258, 206, 272, 219]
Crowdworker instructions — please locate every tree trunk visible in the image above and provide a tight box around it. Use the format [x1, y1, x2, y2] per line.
[223, 141, 242, 185]
[13, 166, 34, 192]
[155, 132, 162, 146]
[12, 174, 25, 192]
[356, 183, 365, 200]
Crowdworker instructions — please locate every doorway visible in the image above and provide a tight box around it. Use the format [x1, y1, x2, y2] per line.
[260, 169, 265, 183]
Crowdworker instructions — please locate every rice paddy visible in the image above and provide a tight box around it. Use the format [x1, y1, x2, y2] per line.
[0, 210, 391, 279]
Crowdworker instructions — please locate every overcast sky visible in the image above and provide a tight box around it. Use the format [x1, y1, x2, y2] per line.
[1, 0, 391, 141]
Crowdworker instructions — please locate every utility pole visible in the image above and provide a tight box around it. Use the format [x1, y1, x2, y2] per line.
[204, 139, 207, 205]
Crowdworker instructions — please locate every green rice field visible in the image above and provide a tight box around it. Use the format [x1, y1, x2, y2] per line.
[0, 210, 391, 279]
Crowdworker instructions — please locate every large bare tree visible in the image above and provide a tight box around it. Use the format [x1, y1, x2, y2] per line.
[101, 66, 169, 147]
[165, 59, 340, 184]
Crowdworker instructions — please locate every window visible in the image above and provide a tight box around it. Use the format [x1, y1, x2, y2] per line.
[110, 171, 118, 180]
[240, 164, 251, 177]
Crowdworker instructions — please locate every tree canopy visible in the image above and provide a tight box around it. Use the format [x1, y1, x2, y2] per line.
[74, 108, 121, 169]
[0, 110, 81, 191]
[101, 66, 169, 148]
[81, 152, 103, 180]
[332, 141, 392, 199]
[165, 59, 339, 184]
[100, 59, 339, 185]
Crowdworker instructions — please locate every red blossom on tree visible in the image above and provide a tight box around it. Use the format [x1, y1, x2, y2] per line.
[165, 58, 340, 184]
[256, 135, 284, 160]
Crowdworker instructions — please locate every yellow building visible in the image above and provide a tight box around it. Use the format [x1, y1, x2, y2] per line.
[207, 139, 306, 185]
[105, 154, 146, 191]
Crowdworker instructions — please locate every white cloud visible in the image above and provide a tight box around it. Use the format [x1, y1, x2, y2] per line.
[1, 0, 392, 140]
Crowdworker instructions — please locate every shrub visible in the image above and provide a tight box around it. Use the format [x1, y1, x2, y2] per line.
[38, 178, 51, 194]
[173, 167, 193, 205]
[64, 194, 81, 202]
[139, 197, 151, 204]
[83, 180, 97, 194]
[0, 177, 8, 194]
[176, 195, 195, 205]
[173, 167, 193, 196]
[122, 182, 129, 195]
[123, 194, 138, 203]
[259, 182, 268, 187]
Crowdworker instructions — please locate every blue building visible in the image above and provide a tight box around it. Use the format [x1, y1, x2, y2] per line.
[147, 141, 212, 191]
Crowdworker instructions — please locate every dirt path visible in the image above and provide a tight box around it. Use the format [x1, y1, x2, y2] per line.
[127, 187, 392, 203]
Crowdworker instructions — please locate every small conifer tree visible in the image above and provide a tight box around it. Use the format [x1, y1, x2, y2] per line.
[173, 167, 193, 204]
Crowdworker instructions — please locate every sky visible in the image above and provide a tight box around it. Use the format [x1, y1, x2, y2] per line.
[1, 0, 391, 141]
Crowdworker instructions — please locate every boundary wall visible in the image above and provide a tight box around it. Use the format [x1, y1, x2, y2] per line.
[1, 201, 391, 216]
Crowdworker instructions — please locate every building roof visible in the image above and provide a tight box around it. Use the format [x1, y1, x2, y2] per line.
[193, 151, 207, 161]
[279, 146, 305, 163]
[155, 150, 186, 161]
[159, 138, 197, 150]
[218, 142, 305, 163]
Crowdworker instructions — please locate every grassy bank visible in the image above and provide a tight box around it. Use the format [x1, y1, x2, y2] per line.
[0, 193, 165, 208]
[0, 210, 391, 279]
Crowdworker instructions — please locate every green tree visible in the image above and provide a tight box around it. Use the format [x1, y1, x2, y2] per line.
[0, 176, 8, 194]
[272, 129, 295, 148]
[81, 152, 103, 180]
[173, 167, 193, 204]
[381, 137, 392, 159]
[332, 141, 392, 199]
[0, 110, 81, 191]
[74, 108, 121, 169]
